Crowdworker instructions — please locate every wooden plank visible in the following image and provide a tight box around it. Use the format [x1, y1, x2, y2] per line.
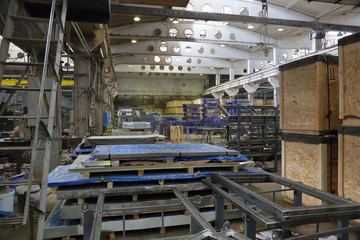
[68, 162, 247, 174]
[316, 61, 322, 132]
[280, 70, 284, 130]
[338, 133, 345, 197]
[339, 45, 345, 120]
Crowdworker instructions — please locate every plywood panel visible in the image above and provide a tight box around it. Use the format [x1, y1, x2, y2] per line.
[281, 64, 318, 131]
[320, 62, 341, 131]
[342, 134, 360, 203]
[283, 141, 323, 205]
[283, 139, 338, 206]
[339, 41, 360, 119]
[280, 56, 340, 133]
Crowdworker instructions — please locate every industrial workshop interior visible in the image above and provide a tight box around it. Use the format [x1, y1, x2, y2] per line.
[1, 0, 360, 239]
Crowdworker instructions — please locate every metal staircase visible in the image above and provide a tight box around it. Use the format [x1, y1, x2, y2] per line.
[0, 0, 68, 239]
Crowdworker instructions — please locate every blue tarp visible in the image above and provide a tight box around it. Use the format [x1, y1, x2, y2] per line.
[47, 164, 262, 188]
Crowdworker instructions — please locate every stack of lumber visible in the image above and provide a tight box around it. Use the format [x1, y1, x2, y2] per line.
[165, 100, 192, 115]
[280, 54, 341, 205]
[337, 32, 360, 204]
[44, 144, 257, 238]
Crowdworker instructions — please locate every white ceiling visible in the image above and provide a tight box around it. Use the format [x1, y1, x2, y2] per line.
[109, 0, 360, 75]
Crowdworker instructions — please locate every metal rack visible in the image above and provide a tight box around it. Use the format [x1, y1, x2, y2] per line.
[0, 0, 68, 239]
[50, 172, 360, 240]
[222, 105, 280, 171]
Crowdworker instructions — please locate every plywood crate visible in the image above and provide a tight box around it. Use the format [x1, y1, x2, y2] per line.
[166, 100, 192, 108]
[254, 99, 264, 105]
[282, 133, 338, 206]
[338, 32, 360, 120]
[280, 55, 341, 134]
[338, 124, 360, 203]
[165, 107, 183, 115]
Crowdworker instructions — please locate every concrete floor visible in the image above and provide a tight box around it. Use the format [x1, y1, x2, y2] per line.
[0, 133, 358, 239]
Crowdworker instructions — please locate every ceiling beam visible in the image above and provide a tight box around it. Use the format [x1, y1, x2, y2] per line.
[111, 4, 360, 32]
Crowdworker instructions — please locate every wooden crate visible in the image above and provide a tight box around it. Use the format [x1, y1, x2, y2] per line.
[282, 133, 338, 206]
[164, 107, 183, 115]
[338, 32, 360, 120]
[166, 100, 192, 108]
[280, 55, 341, 134]
[170, 126, 183, 144]
[338, 125, 360, 203]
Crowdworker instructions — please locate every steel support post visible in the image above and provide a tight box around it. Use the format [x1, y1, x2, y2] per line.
[293, 190, 302, 207]
[82, 203, 94, 240]
[338, 220, 349, 240]
[242, 213, 256, 240]
[73, 55, 90, 137]
[190, 202, 201, 235]
[90, 193, 105, 240]
[215, 194, 225, 232]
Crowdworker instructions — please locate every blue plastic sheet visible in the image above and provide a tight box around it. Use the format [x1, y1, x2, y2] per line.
[47, 165, 262, 188]
[46, 200, 78, 227]
[0, 211, 13, 217]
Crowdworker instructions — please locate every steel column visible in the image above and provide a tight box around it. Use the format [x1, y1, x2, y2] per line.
[338, 220, 349, 240]
[293, 190, 302, 207]
[242, 213, 256, 240]
[215, 194, 225, 232]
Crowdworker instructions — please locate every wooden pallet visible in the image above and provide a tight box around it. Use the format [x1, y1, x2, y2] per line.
[72, 162, 248, 179]
[49, 176, 212, 195]
[170, 126, 183, 144]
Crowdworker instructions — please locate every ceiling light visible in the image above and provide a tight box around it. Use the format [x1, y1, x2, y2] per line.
[200, 74, 203, 76]
[220, 44, 226, 47]
[161, 40, 166, 44]
[134, 16, 140, 22]
[277, 27, 284, 32]
[337, 32, 343, 37]
[131, 39, 137, 44]
[172, 18, 179, 24]
[211, 67, 215, 70]
[247, 24, 254, 29]
[129, 64, 132, 67]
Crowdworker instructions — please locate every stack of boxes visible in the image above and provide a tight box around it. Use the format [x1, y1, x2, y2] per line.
[337, 32, 360, 204]
[193, 98, 220, 119]
[182, 104, 201, 121]
[280, 54, 341, 205]
[165, 100, 192, 115]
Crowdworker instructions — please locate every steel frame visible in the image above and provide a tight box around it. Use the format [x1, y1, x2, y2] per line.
[204, 173, 360, 239]
[224, 105, 280, 171]
[78, 189, 249, 240]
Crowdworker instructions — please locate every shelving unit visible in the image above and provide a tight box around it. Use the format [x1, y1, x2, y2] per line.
[223, 105, 280, 171]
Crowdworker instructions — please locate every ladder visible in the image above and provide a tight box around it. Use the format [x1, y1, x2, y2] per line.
[0, 0, 68, 239]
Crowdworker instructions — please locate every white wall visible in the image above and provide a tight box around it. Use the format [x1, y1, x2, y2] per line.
[116, 73, 208, 96]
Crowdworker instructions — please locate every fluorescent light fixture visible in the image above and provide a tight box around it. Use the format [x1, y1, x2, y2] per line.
[247, 24, 254, 29]
[131, 39, 137, 44]
[277, 27, 284, 32]
[134, 16, 140, 22]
